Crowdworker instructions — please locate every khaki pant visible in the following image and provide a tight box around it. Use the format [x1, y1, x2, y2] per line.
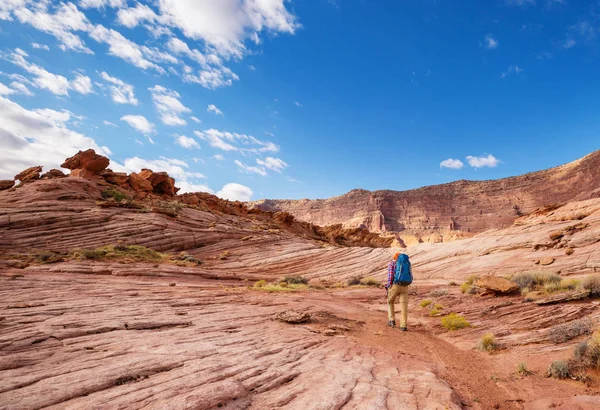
[387, 284, 408, 327]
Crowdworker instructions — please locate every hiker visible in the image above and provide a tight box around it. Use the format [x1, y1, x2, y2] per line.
[385, 252, 413, 331]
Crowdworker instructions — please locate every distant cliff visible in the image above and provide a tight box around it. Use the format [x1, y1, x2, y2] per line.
[250, 150, 600, 243]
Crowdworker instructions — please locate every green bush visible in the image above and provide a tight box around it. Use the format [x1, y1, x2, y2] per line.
[74, 245, 164, 262]
[281, 275, 309, 285]
[548, 319, 593, 344]
[547, 361, 570, 379]
[101, 187, 130, 202]
[441, 313, 470, 330]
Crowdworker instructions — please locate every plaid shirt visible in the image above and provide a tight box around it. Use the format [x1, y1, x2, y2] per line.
[386, 260, 396, 288]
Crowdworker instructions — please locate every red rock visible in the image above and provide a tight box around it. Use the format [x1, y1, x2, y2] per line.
[0, 180, 15, 190]
[15, 165, 42, 182]
[61, 149, 110, 174]
[70, 168, 96, 179]
[138, 169, 178, 196]
[41, 169, 66, 179]
[101, 170, 128, 186]
[476, 276, 519, 294]
[128, 172, 153, 192]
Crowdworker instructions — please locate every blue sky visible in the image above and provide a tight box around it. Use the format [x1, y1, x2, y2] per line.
[0, 0, 598, 201]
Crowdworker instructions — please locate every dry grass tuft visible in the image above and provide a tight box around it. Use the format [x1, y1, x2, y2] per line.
[441, 313, 470, 330]
[477, 333, 498, 352]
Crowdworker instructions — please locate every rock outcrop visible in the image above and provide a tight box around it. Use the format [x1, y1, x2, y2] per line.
[138, 169, 178, 196]
[477, 276, 520, 294]
[0, 180, 15, 190]
[61, 149, 110, 175]
[14, 165, 42, 182]
[251, 150, 600, 240]
[40, 169, 66, 179]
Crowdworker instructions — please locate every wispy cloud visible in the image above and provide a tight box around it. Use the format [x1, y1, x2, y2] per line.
[207, 104, 223, 116]
[501, 65, 524, 78]
[190, 116, 201, 123]
[175, 134, 200, 149]
[256, 157, 288, 172]
[103, 120, 118, 127]
[99, 71, 138, 105]
[482, 34, 499, 49]
[149, 85, 191, 126]
[31, 43, 49, 50]
[235, 160, 268, 176]
[195, 129, 278, 154]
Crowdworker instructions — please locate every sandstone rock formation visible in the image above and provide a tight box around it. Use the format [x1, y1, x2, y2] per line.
[40, 169, 66, 179]
[251, 150, 600, 241]
[14, 165, 42, 182]
[0, 180, 14, 190]
[476, 276, 519, 294]
[61, 149, 110, 174]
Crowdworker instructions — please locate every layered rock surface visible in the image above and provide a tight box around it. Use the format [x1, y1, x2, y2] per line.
[251, 150, 600, 240]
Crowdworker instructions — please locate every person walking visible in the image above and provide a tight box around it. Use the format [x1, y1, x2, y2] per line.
[385, 252, 413, 331]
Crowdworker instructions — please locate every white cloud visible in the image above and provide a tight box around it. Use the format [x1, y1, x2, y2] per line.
[294, 101, 302, 106]
[256, 157, 288, 172]
[482, 34, 498, 49]
[194, 128, 279, 153]
[149, 85, 191, 126]
[175, 135, 200, 149]
[103, 120, 118, 127]
[99, 71, 138, 105]
[79, 0, 126, 8]
[121, 115, 156, 141]
[249, 64, 256, 70]
[207, 104, 223, 116]
[157, 0, 299, 58]
[466, 154, 500, 168]
[190, 116, 201, 123]
[0, 95, 112, 179]
[3, 49, 71, 95]
[211, 154, 224, 160]
[562, 39, 576, 49]
[116, 3, 159, 28]
[235, 159, 267, 176]
[34, 108, 74, 125]
[31, 42, 49, 50]
[71, 73, 93, 94]
[0, 82, 16, 95]
[216, 183, 253, 201]
[501, 65, 524, 78]
[440, 158, 464, 169]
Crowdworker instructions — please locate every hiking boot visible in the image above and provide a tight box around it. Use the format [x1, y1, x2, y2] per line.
[400, 326, 407, 332]
[387, 320, 396, 328]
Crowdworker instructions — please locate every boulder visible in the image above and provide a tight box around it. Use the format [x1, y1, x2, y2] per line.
[41, 169, 66, 179]
[535, 289, 590, 305]
[540, 257, 555, 266]
[0, 180, 15, 191]
[15, 166, 42, 182]
[61, 149, 110, 174]
[476, 276, 519, 294]
[275, 310, 311, 324]
[138, 169, 178, 196]
[128, 172, 153, 192]
[101, 170, 128, 186]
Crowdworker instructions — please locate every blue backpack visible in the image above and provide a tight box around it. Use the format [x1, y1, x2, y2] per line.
[393, 254, 413, 286]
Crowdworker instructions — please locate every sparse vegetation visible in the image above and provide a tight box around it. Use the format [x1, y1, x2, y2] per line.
[429, 308, 442, 317]
[359, 277, 380, 287]
[568, 331, 600, 374]
[254, 280, 267, 288]
[460, 275, 478, 294]
[441, 313, 470, 330]
[581, 275, 600, 296]
[173, 252, 202, 266]
[433, 303, 443, 310]
[255, 283, 309, 292]
[73, 245, 165, 262]
[347, 275, 362, 286]
[511, 271, 561, 290]
[281, 275, 309, 285]
[420, 299, 432, 308]
[517, 362, 532, 376]
[547, 360, 570, 379]
[449, 281, 458, 286]
[429, 289, 448, 297]
[101, 187, 131, 203]
[548, 319, 593, 344]
[218, 251, 231, 260]
[477, 333, 498, 352]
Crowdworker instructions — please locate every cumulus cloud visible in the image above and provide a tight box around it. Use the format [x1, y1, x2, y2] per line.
[121, 114, 156, 142]
[71, 73, 93, 94]
[256, 157, 288, 172]
[99, 71, 138, 105]
[149, 85, 191, 126]
[482, 34, 498, 49]
[194, 128, 279, 154]
[466, 154, 500, 168]
[235, 159, 267, 176]
[216, 182, 253, 201]
[440, 158, 464, 169]
[175, 134, 200, 149]
[207, 104, 223, 116]
[0, 95, 112, 179]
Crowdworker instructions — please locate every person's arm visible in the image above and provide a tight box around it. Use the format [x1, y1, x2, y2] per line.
[386, 261, 394, 288]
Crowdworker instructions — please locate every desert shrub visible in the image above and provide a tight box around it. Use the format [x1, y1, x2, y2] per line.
[449, 281, 458, 286]
[359, 277, 380, 287]
[548, 318, 593, 344]
[101, 187, 130, 202]
[420, 299, 432, 308]
[517, 362, 532, 376]
[460, 282, 472, 294]
[173, 252, 202, 265]
[520, 287, 530, 296]
[309, 284, 325, 290]
[477, 333, 498, 352]
[429, 288, 448, 297]
[75, 245, 164, 262]
[434, 303, 443, 310]
[547, 361, 570, 379]
[79, 249, 108, 260]
[347, 276, 362, 286]
[254, 280, 267, 288]
[282, 275, 309, 285]
[429, 308, 442, 316]
[279, 281, 288, 288]
[441, 313, 470, 330]
[512, 271, 561, 289]
[569, 331, 600, 372]
[218, 251, 231, 260]
[259, 283, 308, 292]
[332, 282, 347, 288]
[560, 278, 580, 290]
[581, 275, 600, 296]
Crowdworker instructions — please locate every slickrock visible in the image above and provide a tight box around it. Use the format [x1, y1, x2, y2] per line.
[61, 149, 110, 174]
[252, 150, 600, 237]
[534, 289, 591, 305]
[14, 165, 42, 182]
[476, 276, 519, 294]
[0, 180, 14, 191]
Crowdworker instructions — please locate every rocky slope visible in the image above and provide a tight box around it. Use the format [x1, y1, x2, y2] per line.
[251, 150, 600, 243]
